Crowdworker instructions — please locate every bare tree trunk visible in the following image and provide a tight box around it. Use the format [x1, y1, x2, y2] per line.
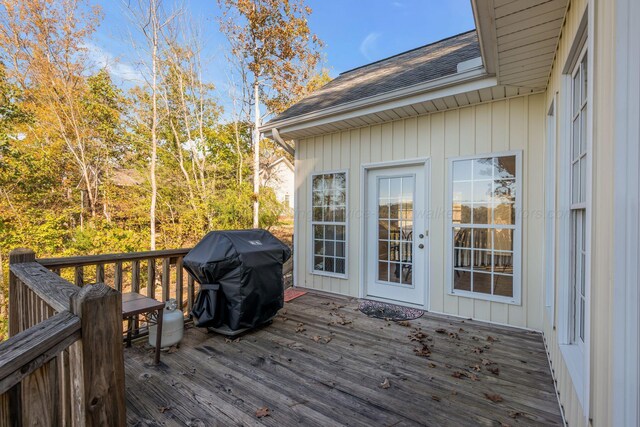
[149, 0, 160, 251]
[252, 80, 260, 228]
[234, 120, 243, 184]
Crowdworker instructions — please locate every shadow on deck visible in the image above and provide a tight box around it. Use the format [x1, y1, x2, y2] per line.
[124, 292, 563, 426]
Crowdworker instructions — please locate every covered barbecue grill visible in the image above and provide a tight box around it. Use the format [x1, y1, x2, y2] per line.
[183, 229, 291, 335]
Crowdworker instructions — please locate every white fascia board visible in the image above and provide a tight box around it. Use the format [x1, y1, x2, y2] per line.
[262, 68, 494, 137]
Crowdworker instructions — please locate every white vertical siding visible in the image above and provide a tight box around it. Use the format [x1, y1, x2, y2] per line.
[294, 94, 546, 330]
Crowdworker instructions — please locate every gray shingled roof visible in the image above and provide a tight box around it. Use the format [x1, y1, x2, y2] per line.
[267, 30, 480, 124]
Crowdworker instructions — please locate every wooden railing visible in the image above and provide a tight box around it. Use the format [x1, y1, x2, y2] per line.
[38, 248, 196, 339]
[1, 248, 126, 426]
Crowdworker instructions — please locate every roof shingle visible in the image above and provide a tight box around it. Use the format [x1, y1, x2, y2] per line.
[268, 30, 480, 124]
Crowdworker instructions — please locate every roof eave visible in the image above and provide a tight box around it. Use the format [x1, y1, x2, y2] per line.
[262, 66, 490, 138]
[471, 0, 499, 76]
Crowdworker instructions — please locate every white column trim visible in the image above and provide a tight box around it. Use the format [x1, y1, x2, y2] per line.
[612, 0, 640, 425]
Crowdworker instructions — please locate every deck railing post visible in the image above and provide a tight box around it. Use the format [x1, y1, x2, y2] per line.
[8, 248, 36, 337]
[69, 283, 126, 426]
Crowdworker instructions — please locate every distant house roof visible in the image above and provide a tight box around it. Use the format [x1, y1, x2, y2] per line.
[266, 30, 480, 125]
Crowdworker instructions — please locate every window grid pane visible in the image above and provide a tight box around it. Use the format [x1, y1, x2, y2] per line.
[312, 173, 347, 275]
[569, 50, 588, 344]
[451, 155, 517, 298]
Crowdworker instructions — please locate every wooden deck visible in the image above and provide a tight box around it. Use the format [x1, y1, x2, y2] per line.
[124, 292, 563, 426]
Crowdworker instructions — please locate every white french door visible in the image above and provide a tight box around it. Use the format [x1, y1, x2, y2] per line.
[364, 163, 428, 307]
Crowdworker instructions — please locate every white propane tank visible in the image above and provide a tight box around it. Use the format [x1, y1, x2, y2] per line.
[149, 299, 184, 349]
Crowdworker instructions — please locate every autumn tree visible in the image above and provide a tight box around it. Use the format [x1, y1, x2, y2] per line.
[218, 0, 323, 227]
[0, 0, 107, 222]
[124, 0, 179, 250]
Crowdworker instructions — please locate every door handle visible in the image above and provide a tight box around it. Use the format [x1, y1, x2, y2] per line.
[418, 244, 424, 249]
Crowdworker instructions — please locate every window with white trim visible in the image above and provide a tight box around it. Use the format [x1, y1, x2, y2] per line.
[569, 49, 588, 345]
[311, 172, 347, 276]
[449, 154, 520, 302]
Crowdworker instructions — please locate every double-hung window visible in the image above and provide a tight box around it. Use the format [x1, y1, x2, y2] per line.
[569, 49, 588, 346]
[311, 172, 347, 276]
[449, 153, 521, 303]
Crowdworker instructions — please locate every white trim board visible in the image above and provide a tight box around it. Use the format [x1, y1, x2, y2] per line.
[612, 0, 640, 424]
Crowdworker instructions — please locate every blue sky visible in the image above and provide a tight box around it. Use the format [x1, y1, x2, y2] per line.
[88, 0, 474, 112]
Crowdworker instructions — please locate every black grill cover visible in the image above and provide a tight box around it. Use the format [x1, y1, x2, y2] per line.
[184, 229, 291, 331]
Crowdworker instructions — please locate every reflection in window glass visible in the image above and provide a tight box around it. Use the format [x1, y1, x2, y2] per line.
[451, 155, 517, 298]
[312, 172, 347, 275]
[377, 175, 414, 286]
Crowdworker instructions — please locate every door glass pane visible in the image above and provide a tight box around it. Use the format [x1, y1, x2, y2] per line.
[473, 204, 490, 224]
[377, 174, 415, 285]
[453, 227, 472, 248]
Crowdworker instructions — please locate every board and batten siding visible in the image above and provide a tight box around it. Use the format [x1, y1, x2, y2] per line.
[294, 93, 546, 330]
[541, 0, 617, 425]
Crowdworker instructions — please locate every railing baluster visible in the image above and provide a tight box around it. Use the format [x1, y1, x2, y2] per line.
[162, 258, 170, 302]
[96, 263, 105, 283]
[114, 261, 123, 292]
[147, 260, 156, 299]
[187, 275, 195, 315]
[74, 266, 84, 287]
[176, 257, 184, 313]
[131, 260, 140, 293]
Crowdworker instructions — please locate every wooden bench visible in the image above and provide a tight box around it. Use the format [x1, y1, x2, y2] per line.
[122, 292, 165, 365]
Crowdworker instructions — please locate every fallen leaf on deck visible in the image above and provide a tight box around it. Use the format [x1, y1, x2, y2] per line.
[488, 366, 500, 376]
[448, 332, 460, 340]
[233, 338, 241, 343]
[471, 364, 481, 372]
[431, 395, 441, 402]
[409, 328, 428, 342]
[397, 320, 411, 327]
[255, 407, 270, 418]
[380, 378, 391, 389]
[167, 346, 178, 354]
[451, 371, 464, 379]
[472, 347, 484, 354]
[509, 411, 524, 419]
[324, 336, 332, 343]
[487, 336, 498, 342]
[435, 328, 447, 334]
[481, 358, 493, 366]
[312, 335, 321, 342]
[158, 406, 171, 413]
[413, 345, 431, 357]
[428, 362, 437, 368]
[484, 393, 503, 403]
[295, 323, 306, 332]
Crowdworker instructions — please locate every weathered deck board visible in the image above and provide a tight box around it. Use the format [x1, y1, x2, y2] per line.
[124, 292, 563, 426]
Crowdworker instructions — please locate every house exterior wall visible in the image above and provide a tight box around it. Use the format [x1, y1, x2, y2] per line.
[265, 161, 295, 210]
[294, 93, 546, 330]
[541, 0, 616, 425]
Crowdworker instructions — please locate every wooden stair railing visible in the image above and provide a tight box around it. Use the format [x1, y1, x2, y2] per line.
[1, 248, 126, 426]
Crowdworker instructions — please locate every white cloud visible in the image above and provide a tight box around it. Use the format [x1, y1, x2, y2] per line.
[359, 32, 381, 62]
[83, 42, 144, 83]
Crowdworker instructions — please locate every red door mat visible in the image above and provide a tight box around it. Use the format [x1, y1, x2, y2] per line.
[284, 287, 307, 302]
